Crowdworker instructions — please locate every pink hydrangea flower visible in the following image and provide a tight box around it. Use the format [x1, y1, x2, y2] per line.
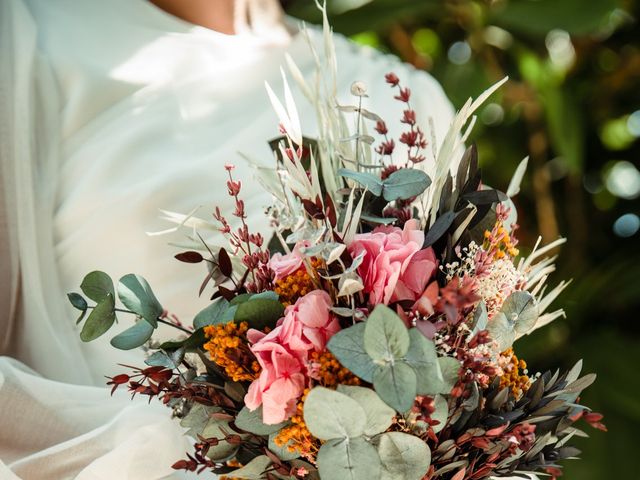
[245, 290, 339, 424]
[348, 219, 437, 305]
[269, 241, 310, 281]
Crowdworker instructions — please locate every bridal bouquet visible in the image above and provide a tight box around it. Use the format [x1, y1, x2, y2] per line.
[67, 9, 604, 480]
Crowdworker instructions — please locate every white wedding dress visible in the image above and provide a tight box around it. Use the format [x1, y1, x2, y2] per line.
[0, 0, 457, 478]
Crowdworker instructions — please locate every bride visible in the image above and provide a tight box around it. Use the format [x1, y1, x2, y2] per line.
[0, 0, 456, 478]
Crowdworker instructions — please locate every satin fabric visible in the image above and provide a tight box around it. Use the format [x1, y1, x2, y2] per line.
[0, 0, 456, 477]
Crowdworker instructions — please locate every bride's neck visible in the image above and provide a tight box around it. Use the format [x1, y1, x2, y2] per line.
[149, 0, 238, 35]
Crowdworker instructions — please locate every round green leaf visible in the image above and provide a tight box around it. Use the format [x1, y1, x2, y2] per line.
[227, 455, 272, 480]
[235, 406, 287, 435]
[193, 298, 230, 329]
[377, 431, 431, 480]
[337, 385, 396, 436]
[382, 168, 432, 202]
[404, 328, 443, 396]
[304, 387, 367, 440]
[80, 271, 114, 303]
[268, 431, 301, 461]
[364, 306, 410, 362]
[80, 294, 116, 342]
[435, 356, 461, 395]
[327, 323, 376, 382]
[317, 437, 382, 480]
[505, 291, 539, 335]
[180, 404, 239, 461]
[487, 291, 538, 351]
[110, 320, 154, 350]
[373, 362, 417, 413]
[431, 395, 448, 434]
[118, 274, 163, 326]
[234, 298, 284, 330]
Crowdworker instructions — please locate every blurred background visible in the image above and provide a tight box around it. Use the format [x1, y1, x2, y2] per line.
[283, 0, 639, 478]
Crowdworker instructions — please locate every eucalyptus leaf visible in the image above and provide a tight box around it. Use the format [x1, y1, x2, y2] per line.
[360, 213, 398, 226]
[364, 305, 410, 362]
[250, 291, 280, 301]
[118, 274, 163, 326]
[159, 328, 207, 352]
[230, 293, 254, 305]
[487, 291, 538, 351]
[373, 362, 417, 413]
[80, 271, 115, 303]
[75, 309, 87, 325]
[234, 298, 284, 330]
[235, 406, 288, 434]
[317, 437, 382, 480]
[67, 292, 88, 311]
[145, 349, 184, 369]
[431, 395, 449, 434]
[377, 431, 431, 480]
[181, 404, 239, 461]
[436, 357, 461, 395]
[80, 294, 116, 342]
[404, 329, 443, 395]
[268, 432, 301, 461]
[382, 169, 432, 202]
[226, 455, 272, 480]
[110, 320, 154, 350]
[193, 298, 230, 329]
[327, 323, 376, 382]
[337, 385, 395, 436]
[338, 168, 384, 196]
[304, 387, 367, 440]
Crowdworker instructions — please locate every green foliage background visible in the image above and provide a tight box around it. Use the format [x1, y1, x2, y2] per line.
[284, 1, 640, 478]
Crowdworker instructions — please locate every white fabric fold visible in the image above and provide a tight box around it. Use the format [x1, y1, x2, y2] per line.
[0, 0, 457, 477]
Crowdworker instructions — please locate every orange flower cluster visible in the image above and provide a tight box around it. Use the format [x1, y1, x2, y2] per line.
[273, 389, 319, 461]
[310, 350, 362, 388]
[203, 322, 260, 382]
[499, 348, 530, 398]
[274, 259, 324, 306]
[483, 224, 519, 259]
[483, 207, 519, 260]
[274, 351, 361, 459]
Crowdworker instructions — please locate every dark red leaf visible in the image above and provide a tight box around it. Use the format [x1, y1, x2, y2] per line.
[175, 251, 204, 263]
[218, 248, 233, 277]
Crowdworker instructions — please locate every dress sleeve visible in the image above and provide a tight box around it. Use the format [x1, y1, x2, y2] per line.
[0, 0, 34, 354]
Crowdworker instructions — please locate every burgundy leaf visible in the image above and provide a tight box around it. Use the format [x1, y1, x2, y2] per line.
[175, 251, 204, 263]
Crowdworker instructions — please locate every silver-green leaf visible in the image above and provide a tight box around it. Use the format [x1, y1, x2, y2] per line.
[317, 437, 382, 480]
[373, 362, 417, 413]
[382, 169, 432, 202]
[327, 323, 375, 382]
[304, 387, 367, 440]
[404, 328, 443, 396]
[193, 298, 230, 329]
[226, 455, 272, 479]
[80, 293, 116, 342]
[487, 291, 538, 351]
[377, 431, 431, 480]
[110, 320, 154, 350]
[364, 305, 410, 362]
[118, 274, 163, 326]
[80, 271, 115, 303]
[235, 406, 287, 435]
[337, 385, 395, 436]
